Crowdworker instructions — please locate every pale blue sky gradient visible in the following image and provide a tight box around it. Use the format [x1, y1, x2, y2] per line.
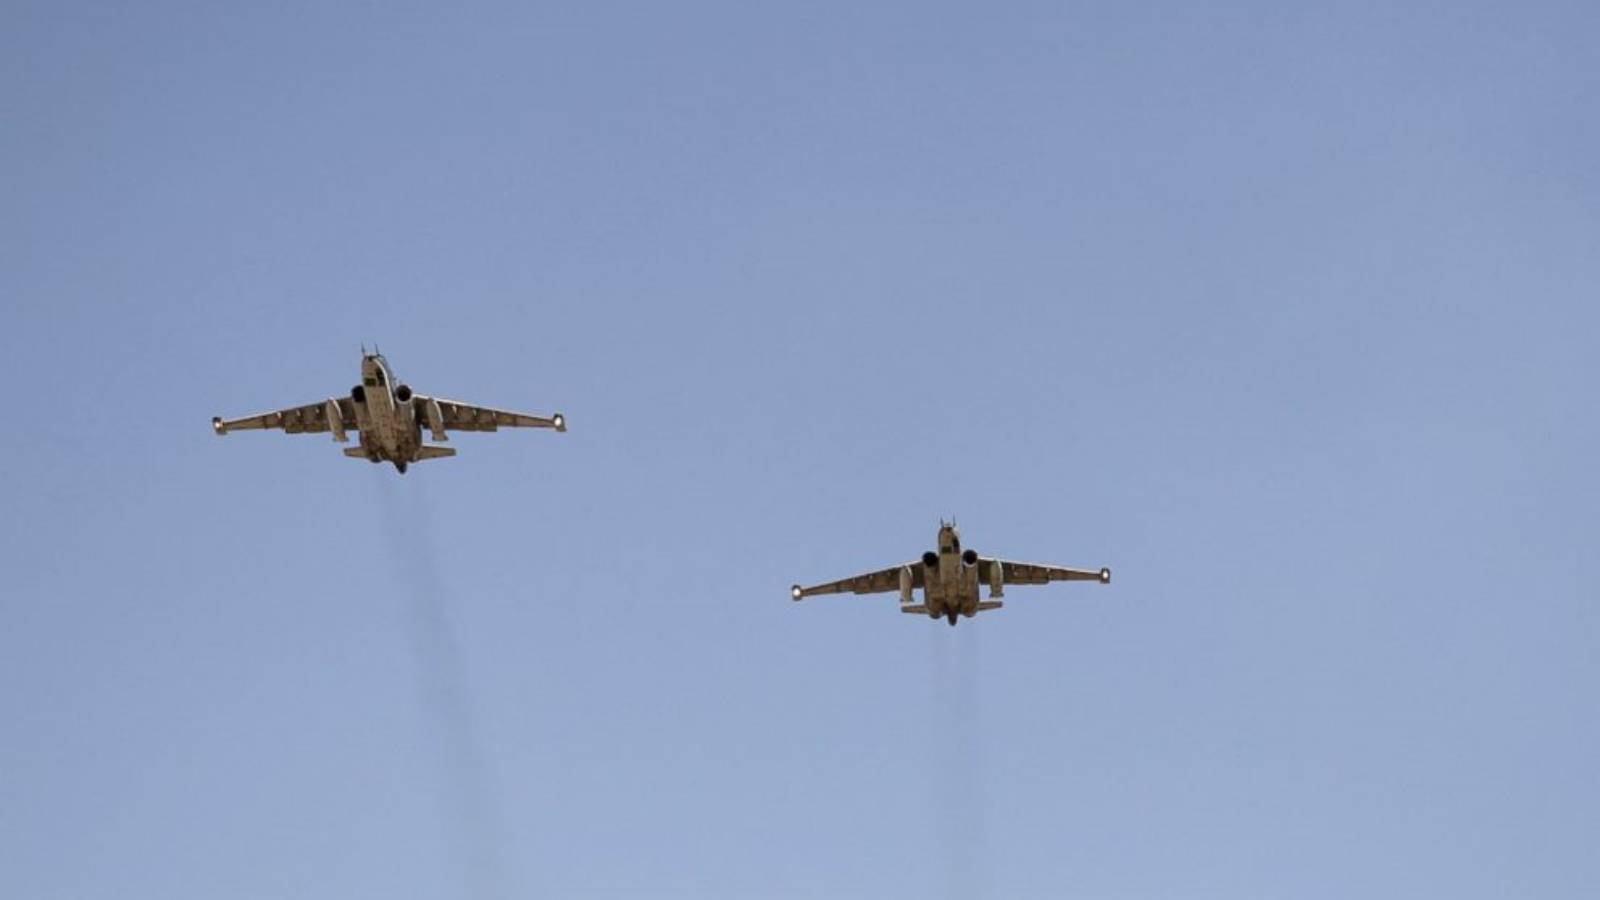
[3, 3, 1598, 898]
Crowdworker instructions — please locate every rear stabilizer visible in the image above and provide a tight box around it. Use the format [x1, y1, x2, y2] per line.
[414, 445, 457, 461]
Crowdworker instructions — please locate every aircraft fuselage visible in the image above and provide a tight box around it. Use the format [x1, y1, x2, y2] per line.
[350, 354, 422, 472]
[915, 524, 987, 625]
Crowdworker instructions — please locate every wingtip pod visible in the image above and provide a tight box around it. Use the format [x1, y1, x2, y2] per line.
[1100, 567, 1111, 584]
[553, 413, 567, 432]
[791, 584, 803, 601]
[212, 416, 226, 436]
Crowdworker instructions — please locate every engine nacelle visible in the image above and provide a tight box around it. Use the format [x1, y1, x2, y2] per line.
[395, 384, 413, 403]
[921, 550, 939, 569]
[351, 385, 366, 404]
[961, 548, 978, 568]
[989, 560, 1004, 598]
[899, 566, 914, 604]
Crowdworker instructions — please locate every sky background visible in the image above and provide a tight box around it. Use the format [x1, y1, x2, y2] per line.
[3, 2, 1598, 898]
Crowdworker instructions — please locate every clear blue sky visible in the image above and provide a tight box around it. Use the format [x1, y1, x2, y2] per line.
[3, 2, 1597, 898]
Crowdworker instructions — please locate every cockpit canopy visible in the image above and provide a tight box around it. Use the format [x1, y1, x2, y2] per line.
[362, 356, 390, 388]
[939, 524, 961, 553]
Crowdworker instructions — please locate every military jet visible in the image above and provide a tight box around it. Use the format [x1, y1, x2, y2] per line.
[212, 350, 566, 473]
[791, 521, 1110, 626]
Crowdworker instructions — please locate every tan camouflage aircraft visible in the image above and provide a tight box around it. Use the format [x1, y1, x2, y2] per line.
[212, 350, 566, 473]
[792, 521, 1110, 626]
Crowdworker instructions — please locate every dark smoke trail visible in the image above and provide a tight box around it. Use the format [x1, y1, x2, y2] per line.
[375, 473, 511, 900]
[931, 624, 986, 900]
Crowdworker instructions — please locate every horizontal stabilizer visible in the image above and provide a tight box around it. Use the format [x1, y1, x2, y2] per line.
[342, 447, 369, 459]
[976, 601, 1003, 612]
[415, 445, 457, 461]
[900, 605, 929, 615]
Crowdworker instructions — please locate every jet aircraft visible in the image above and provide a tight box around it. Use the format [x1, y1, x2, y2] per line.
[791, 521, 1110, 625]
[213, 350, 566, 472]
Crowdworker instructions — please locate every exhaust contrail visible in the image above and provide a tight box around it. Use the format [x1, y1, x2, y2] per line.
[376, 474, 511, 900]
[931, 624, 986, 900]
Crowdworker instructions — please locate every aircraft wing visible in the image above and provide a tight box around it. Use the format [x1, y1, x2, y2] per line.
[422, 396, 566, 433]
[792, 563, 923, 600]
[213, 397, 358, 435]
[977, 558, 1111, 586]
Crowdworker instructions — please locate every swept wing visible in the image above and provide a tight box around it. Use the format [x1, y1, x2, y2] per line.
[976, 558, 1111, 586]
[792, 563, 923, 600]
[420, 396, 566, 432]
[212, 398, 358, 436]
